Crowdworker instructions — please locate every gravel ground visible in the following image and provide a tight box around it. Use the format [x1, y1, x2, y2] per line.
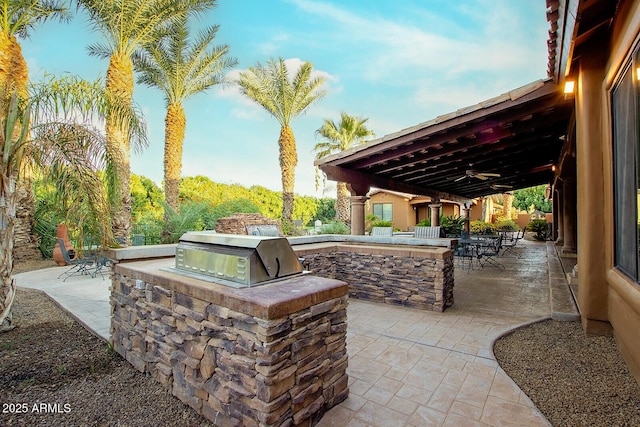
[0, 287, 215, 427]
[494, 319, 640, 427]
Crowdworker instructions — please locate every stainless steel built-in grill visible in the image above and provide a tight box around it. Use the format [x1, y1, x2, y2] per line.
[172, 232, 303, 288]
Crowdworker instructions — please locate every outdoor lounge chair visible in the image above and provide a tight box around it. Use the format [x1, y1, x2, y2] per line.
[56, 238, 94, 281]
[371, 226, 393, 237]
[414, 226, 441, 238]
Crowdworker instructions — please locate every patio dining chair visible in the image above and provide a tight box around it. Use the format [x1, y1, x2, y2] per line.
[56, 238, 94, 281]
[453, 240, 476, 272]
[476, 235, 505, 270]
[501, 229, 525, 257]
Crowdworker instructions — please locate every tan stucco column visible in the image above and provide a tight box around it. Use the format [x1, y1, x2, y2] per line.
[575, 49, 609, 332]
[561, 177, 577, 253]
[349, 196, 369, 235]
[461, 204, 471, 233]
[429, 201, 441, 226]
[554, 187, 564, 245]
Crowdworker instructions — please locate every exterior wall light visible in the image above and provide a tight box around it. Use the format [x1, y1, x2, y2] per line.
[564, 80, 575, 94]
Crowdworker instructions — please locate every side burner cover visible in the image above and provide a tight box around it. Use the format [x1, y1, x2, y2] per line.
[174, 231, 303, 286]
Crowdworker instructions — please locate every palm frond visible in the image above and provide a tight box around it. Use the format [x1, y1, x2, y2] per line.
[78, 0, 217, 58]
[134, 17, 236, 105]
[236, 57, 326, 127]
[3, 0, 70, 38]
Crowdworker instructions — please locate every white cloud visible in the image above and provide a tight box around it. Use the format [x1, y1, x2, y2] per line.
[288, 0, 546, 83]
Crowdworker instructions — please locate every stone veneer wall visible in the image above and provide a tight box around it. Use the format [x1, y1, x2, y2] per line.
[295, 244, 454, 312]
[215, 213, 282, 235]
[110, 264, 348, 426]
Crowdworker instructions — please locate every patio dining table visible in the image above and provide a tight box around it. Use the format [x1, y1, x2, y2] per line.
[455, 235, 504, 270]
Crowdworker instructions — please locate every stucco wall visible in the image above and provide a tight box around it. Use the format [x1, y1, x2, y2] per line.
[366, 192, 461, 230]
[586, 0, 640, 383]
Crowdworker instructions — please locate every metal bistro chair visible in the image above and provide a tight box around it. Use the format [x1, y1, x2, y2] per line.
[92, 252, 110, 280]
[56, 238, 94, 281]
[454, 239, 476, 272]
[476, 235, 505, 270]
[501, 229, 525, 257]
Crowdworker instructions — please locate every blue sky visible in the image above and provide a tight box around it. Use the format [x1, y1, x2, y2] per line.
[21, 0, 550, 197]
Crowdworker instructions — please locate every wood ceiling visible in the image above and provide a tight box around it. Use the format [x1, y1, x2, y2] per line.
[316, 79, 574, 202]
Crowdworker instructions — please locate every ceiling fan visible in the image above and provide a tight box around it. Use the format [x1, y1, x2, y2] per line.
[454, 169, 501, 182]
[490, 183, 513, 191]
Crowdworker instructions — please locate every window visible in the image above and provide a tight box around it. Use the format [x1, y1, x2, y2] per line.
[612, 48, 640, 282]
[373, 203, 393, 222]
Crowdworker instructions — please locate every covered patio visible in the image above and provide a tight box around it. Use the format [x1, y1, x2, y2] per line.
[15, 235, 577, 426]
[315, 78, 573, 237]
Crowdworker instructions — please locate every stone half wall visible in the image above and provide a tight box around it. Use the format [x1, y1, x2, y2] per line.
[215, 213, 282, 236]
[295, 244, 454, 312]
[110, 260, 349, 427]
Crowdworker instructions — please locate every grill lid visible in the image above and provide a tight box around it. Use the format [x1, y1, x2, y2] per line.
[173, 231, 303, 286]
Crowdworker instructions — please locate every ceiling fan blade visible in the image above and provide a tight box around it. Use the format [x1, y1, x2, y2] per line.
[475, 174, 489, 180]
[480, 172, 501, 177]
[454, 175, 467, 182]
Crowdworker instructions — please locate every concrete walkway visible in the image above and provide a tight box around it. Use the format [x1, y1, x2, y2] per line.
[16, 266, 111, 340]
[14, 238, 577, 427]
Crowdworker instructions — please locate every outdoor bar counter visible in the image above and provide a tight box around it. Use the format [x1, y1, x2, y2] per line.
[104, 234, 454, 426]
[288, 235, 456, 312]
[106, 251, 349, 427]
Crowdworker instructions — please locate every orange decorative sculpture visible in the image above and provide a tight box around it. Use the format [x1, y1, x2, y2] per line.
[52, 224, 74, 266]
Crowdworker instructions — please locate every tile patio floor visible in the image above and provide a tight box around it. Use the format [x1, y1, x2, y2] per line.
[16, 238, 572, 427]
[318, 239, 560, 426]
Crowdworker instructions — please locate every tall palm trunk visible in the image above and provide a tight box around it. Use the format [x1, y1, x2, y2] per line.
[0, 34, 31, 330]
[0, 33, 29, 100]
[105, 52, 134, 245]
[164, 102, 185, 220]
[278, 125, 297, 225]
[336, 182, 351, 223]
[503, 192, 514, 219]
[1, 35, 38, 259]
[0, 176, 17, 330]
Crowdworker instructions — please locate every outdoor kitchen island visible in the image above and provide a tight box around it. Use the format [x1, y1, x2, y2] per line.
[289, 235, 456, 312]
[107, 234, 349, 427]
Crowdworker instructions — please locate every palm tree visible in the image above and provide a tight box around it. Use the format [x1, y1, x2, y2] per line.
[314, 112, 374, 223]
[0, 0, 69, 100]
[1, 75, 115, 331]
[236, 58, 326, 228]
[0, 0, 70, 260]
[77, 0, 215, 244]
[134, 15, 236, 229]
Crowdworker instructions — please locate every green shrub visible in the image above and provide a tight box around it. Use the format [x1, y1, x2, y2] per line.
[470, 220, 495, 235]
[494, 218, 519, 231]
[440, 215, 466, 237]
[161, 201, 211, 243]
[527, 219, 549, 241]
[371, 220, 393, 228]
[365, 214, 380, 232]
[319, 221, 350, 234]
[417, 219, 430, 226]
